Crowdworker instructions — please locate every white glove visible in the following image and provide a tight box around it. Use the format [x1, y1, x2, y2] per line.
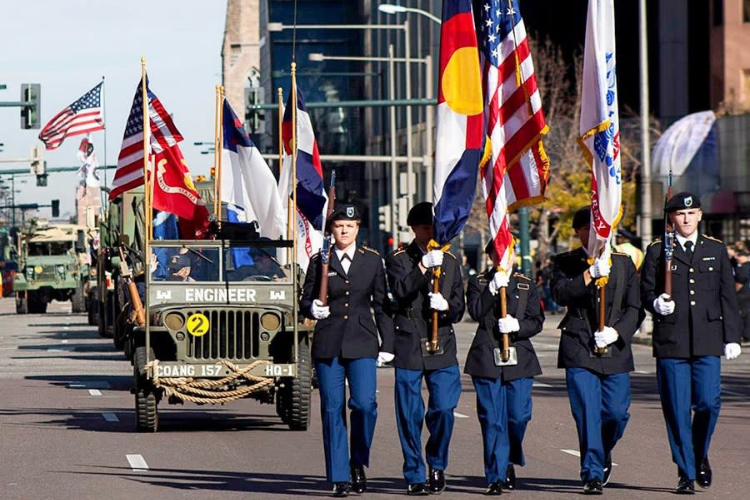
[428, 292, 449, 311]
[724, 343, 742, 360]
[497, 315, 520, 333]
[588, 252, 611, 279]
[594, 326, 619, 348]
[488, 271, 510, 295]
[421, 250, 444, 269]
[311, 299, 330, 320]
[377, 351, 395, 367]
[653, 293, 675, 316]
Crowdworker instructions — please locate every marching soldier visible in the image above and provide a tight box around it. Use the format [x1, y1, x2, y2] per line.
[385, 202, 465, 495]
[300, 204, 395, 497]
[465, 241, 544, 495]
[641, 192, 742, 493]
[551, 206, 643, 494]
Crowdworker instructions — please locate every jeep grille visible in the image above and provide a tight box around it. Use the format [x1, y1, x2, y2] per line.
[186, 310, 261, 360]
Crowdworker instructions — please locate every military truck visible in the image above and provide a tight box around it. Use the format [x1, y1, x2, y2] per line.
[130, 235, 313, 432]
[13, 220, 90, 314]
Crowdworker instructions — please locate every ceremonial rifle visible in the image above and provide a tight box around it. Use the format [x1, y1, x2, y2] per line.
[317, 170, 337, 305]
[663, 167, 675, 298]
[118, 244, 145, 327]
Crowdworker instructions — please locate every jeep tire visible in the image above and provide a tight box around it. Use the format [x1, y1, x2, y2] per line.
[134, 346, 159, 432]
[15, 293, 28, 314]
[71, 286, 85, 314]
[278, 342, 312, 431]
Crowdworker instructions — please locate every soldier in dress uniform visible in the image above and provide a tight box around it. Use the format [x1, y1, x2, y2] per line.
[465, 240, 544, 495]
[300, 204, 395, 498]
[640, 192, 742, 493]
[385, 201, 465, 495]
[551, 206, 643, 494]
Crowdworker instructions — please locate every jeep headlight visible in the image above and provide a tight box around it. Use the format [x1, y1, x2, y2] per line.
[164, 312, 186, 331]
[56, 265, 66, 275]
[26, 267, 34, 279]
[260, 312, 281, 331]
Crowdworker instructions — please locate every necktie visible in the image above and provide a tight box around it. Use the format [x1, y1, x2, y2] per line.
[684, 241, 693, 259]
[340, 253, 351, 274]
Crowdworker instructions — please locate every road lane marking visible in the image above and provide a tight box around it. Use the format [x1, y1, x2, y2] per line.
[47, 347, 74, 352]
[61, 340, 69, 344]
[88, 389, 102, 396]
[126, 454, 149, 471]
[453, 412, 470, 419]
[63, 326, 70, 330]
[561, 449, 618, 466]
[102, 412, 119, 422]
[533, 382, 553, 388]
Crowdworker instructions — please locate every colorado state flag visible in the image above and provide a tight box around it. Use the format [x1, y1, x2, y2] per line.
[433, 0, 485, 244]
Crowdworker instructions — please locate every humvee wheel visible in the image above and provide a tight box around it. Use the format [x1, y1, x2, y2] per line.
[71, 287, 85, 313]
[280, 342, 312, 431]
[134, 346, 159, 432]
[15, 294, 28, 314]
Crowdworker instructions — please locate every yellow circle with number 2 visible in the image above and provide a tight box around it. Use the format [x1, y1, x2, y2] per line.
[186, 313, 210, 336]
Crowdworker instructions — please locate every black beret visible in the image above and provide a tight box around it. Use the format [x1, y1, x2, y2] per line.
[665, 191, 701, 212]
[407, 202, 433, 226]
[168, 253, 191, 272]
[617, 228, 636, 240]
[328, 204, 361, 223]
[572, 206, 591, 230]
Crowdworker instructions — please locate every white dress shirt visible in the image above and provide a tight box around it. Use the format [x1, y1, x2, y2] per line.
[334, 245, 356, 274]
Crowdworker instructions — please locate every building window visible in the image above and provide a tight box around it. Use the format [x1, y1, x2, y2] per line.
[744, 69, 750, 106]
[745, 0, 750, 22]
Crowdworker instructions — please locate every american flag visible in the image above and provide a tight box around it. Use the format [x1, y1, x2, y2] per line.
[109, 77, 182, 200]
[38, 82, 104, 150]
[478, 0, 550, 273]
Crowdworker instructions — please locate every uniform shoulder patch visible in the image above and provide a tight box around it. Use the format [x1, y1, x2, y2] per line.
[702, 234, 723, 243]
[360, 246, 380, 256]
[648, 239, 662, 248]
[513, 272, 531, 282]
[444, 251, 457, 260]
[611, 251, 628, 257]
[391, 248, 406, 257]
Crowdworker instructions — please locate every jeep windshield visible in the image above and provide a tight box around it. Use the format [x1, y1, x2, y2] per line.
[149, 242, 290, 283]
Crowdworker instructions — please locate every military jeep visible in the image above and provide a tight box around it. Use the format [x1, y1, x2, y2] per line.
[132, 238, 313, 432]
[13, 220, 90, 314]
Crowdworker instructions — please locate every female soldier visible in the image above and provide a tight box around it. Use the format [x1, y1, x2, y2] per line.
[465, 241, 544, 495]
[300, 204, 394, 498]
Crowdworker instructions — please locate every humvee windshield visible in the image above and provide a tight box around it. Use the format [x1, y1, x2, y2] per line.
[29, 241, 72, 256]
[149, 242, 290, 283]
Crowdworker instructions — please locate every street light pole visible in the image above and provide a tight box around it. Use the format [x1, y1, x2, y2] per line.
[389, 44, 398, 250]
[638, 0, 652, 249]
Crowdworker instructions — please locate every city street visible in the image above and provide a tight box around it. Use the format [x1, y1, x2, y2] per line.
[0, 297, 748, 500]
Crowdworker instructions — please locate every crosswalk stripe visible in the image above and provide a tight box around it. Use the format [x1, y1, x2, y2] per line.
[126, 454, 149, 471]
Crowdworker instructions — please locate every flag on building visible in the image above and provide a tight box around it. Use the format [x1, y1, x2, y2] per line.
[578, 0, 621, 257]
[38, 82, 104, 150]
[432, 0, 485, 245]
[279, 87, 327, 270]
[76, 137, 101, 189]
[221, 98, 285, 240]
[109, 77, 182, 200]
[478, 0, 550, 273]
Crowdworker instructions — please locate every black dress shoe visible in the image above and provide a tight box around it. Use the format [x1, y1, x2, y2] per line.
[407, 483, 430, 495]
[351, 464, 367, 494]
[696, 457, 712, 488]
[582, 479, 603, 495]
[504, 464, 516, 490]
[676, 476, 695, 494]
[428, 468, 446, 494]
[602, 454, 613, 486]
[332, 482, 351, 497]
[484, 482, 503, 495]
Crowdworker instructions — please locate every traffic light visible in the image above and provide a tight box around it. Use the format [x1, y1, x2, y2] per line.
[245, 86, 266, 134]
[20, 83, 41, 129]
[51, 199, 60, 218]
[378, 205, 391, 232]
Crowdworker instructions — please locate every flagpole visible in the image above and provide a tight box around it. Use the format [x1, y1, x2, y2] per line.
[216, 86, 225, 227]
[140, 57, 152, 362]
[291, 66, 298, 269]
[101, 75, 108, 192]
[278, 86, 293, 263]
[213, 85, 221, 218]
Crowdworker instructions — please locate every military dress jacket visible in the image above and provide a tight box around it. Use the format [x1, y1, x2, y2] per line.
[385, 240, 465, 371]
[551, 248, 643, 375]
[464, 270, 544, 380]
[641, 235, 740, 358]
[301, 246, 394, 360]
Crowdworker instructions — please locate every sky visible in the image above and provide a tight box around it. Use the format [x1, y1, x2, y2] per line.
[0, 0, 227, 219]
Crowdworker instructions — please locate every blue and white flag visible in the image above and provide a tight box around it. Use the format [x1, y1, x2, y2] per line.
[221, 98, 285, 240]
[578, 0, 621, 257]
